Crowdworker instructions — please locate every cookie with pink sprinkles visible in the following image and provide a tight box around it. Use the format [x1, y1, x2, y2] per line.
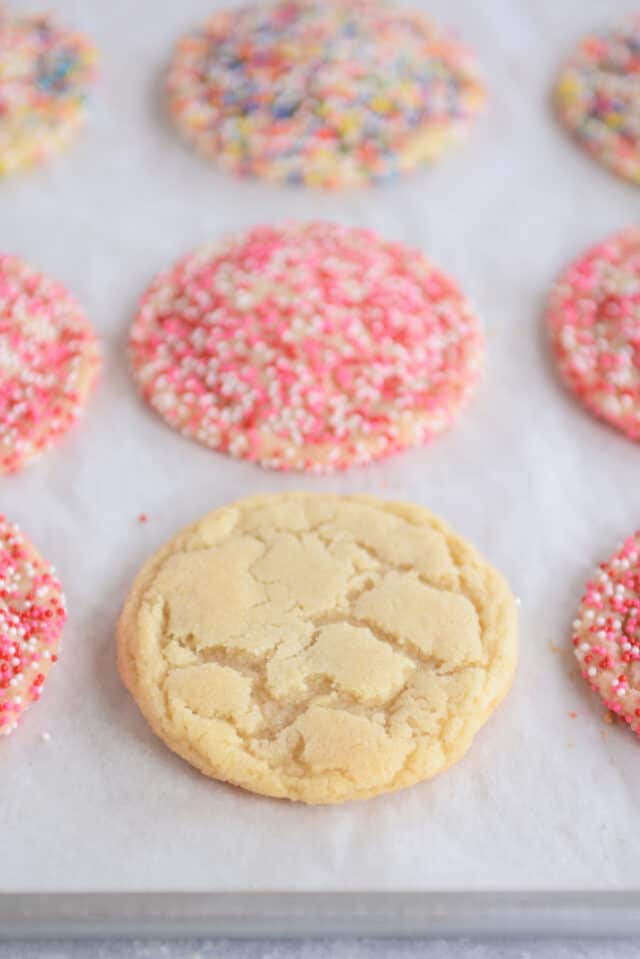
[547, 229, 640, 442]
[573, 532, 640, 737]
[0, 255, 101, 474]
[0, 515, 66, 737]
[130, 222, 484, 473]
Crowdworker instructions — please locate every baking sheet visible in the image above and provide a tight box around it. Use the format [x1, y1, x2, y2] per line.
[2, 0, 640, 896]
[6, 892, 640, 939]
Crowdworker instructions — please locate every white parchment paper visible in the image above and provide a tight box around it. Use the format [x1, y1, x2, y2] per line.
[1, 0, 640, 894]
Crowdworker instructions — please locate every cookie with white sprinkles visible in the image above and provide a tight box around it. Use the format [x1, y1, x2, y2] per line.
[573, 532, 640, 736]
[0, 255, 101, 474]
[0, 9, 98, 176]
[129, 222, 484, 473]
[166, 0, 486, 189]
[547, 229, 640, 442]
[0, 515, 66, 736]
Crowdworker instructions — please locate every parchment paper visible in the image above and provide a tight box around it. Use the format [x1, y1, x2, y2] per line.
[2, 0, 640, 893]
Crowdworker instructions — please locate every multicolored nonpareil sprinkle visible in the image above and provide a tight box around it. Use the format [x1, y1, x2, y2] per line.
[573, 532, 640, 737]
[166, 0, 486, 189]
[0, 255, 101, 474]
[130, 222, 484, 473]
[548, 229, 640, 442]
[0, 10, 98, 176]
[555, 16, 640, 184]
[0, 515, 66, 737]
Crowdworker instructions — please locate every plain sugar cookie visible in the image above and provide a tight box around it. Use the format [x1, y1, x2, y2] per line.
[166, 0, 485, 189]
[573, 531, 640, 736]
[547, 229, 640, 442]
[0, 255, 101, 474]
[130, 222, 484, 473]
[0, 10, 98, 176]
[0, 515, 66, 736]
[555, 16, 640, 184]
[117, 494, 518, 804]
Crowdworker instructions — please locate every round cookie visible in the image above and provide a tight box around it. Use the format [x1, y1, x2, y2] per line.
[547, 229, 640, 441]
[166, 0, 486, 189]
[130, 222, 484, 473]
[0, 254, 101, 474]
[0, 10, 98, 176]
[117, 493, 518, 804]
[573, 531, 640, 736]
[555, 16, 640, 184]
[0, 514, 66, 736]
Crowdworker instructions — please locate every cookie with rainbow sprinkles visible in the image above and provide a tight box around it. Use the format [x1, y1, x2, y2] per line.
[166, 0, 486, 189]
[129, 222, 484, 473]
[555, 15, 640, 184]
[0, 8, 98, 176]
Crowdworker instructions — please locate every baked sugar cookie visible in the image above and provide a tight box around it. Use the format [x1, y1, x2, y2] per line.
[0, 514, 66, 736]
[555, 16, 640, 184]
[0, 10, 98, 176]
[573, 531, 640, 736]
[547, 229, 640, 441]
[130, 222, 484, 472]
[0, 255, 101, 474]
[166, 0, 485, 189]
[117, 494, 518, 804]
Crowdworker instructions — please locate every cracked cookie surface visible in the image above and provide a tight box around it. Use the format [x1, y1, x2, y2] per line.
[117, 494, 518, 804]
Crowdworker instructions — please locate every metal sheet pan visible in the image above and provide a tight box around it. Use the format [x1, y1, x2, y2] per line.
[3, 0, 640, 940]
[2, 892, 640, 939]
